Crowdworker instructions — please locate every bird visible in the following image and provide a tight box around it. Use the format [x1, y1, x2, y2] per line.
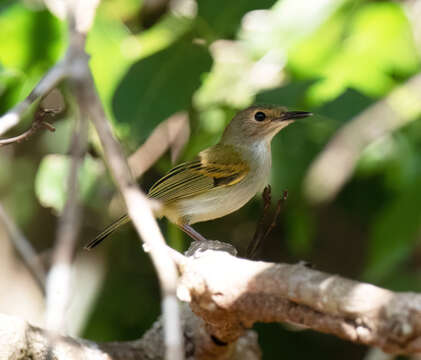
[84, 105, 312, 250]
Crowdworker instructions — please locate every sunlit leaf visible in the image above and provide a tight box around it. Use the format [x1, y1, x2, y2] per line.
[289, 2, 420, 105]
[0, 3, 64, 112]
[87, 13, 133, 120]
[35, 154, 103, 213]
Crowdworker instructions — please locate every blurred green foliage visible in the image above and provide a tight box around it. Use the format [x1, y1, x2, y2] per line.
[1, 0, 421, 358]
[113, 38, 212, 144]
[0, 3, 65, 114]
[35, 154, 103, 213]
[289, 2, 419, 104]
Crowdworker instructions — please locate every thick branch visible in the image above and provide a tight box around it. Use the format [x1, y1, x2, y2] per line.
[178, 242, 421, 354]
[0, 306, 260, 360]
[4, 241, 421, 357]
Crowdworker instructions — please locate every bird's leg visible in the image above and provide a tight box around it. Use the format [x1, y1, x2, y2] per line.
[178, 224, 208, 242]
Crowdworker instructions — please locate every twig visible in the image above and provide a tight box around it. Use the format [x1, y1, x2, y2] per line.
[45, 110, 88, 332]
[0, 60, 68, 136]
[0, 108, 56, 147]
[246, 186, 288, 259]
[0, 203, 46, 294]
[263, 190, 287, 239]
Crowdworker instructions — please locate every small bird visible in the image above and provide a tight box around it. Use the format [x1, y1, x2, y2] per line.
[85, 105, 312, 250]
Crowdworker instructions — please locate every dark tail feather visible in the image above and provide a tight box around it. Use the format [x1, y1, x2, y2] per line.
[84, 214, 130, 250]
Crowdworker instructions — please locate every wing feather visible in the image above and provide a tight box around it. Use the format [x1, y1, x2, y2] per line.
[148, 144, 249, 203]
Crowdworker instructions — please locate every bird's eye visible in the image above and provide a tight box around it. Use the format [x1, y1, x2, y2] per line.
[254, 111, 266, 122]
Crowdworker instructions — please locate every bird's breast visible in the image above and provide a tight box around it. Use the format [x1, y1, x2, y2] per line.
[166, 142, 272, 225]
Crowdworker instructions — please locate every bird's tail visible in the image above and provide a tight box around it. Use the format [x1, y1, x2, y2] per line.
[84, 214, 130, 250]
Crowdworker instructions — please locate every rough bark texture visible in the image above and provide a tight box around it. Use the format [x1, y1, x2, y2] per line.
[179, 242, 421, 354]
[4, 241, 421, 358]
[0, 305, 260, 360]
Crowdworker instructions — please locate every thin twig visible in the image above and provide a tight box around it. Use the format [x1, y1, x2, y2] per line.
[0, 61, 68, 136]
[0, 203, 46, 294]
[45, 110, 88, 332]
[262, 190, 288, 240]
[0, 108, 56, 147]
[246, 185, 272, 258]
[246, 186, 288, 259]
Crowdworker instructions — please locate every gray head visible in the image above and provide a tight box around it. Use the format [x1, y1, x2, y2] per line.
[221, 105, 312, 145]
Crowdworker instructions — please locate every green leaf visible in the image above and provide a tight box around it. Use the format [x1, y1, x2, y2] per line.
[289, 2, 420, 105]
[316, 88, 373, 123]
[35, 154, 103, 213]
[0, 3, 65, 113]
[112, 38, 212, 145]
[197, 0, 277, 38]
[87, 13, 133, 119]
[363, 177, 421, 282]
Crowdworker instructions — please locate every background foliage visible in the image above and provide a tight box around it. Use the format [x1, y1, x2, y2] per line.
[0, 0, 420, 358]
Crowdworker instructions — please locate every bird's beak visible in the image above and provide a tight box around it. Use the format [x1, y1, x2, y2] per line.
[277, 111, 313, 121]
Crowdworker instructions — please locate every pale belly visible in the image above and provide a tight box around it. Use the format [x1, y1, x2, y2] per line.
[159, 141, 272, 225]
[163, 169, 269, 225]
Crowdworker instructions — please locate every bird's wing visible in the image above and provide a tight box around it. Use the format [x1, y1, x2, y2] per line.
[148, 144, 249, 203]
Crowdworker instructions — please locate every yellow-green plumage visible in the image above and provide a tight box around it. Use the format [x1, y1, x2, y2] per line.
[86, 144, 249, 249]
[148, 144, 249, 203]
[85, 105, 312, 250]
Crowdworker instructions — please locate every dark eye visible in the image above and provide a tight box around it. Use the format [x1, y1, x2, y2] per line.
[254, 111, 266, 122]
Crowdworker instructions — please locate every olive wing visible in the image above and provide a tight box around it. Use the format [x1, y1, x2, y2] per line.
[148, 145, 249, 203]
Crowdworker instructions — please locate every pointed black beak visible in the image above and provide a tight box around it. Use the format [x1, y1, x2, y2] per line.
[282, 111, 313, 121]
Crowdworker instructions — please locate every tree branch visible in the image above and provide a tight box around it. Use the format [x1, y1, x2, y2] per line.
[4, 241, 421, 358]
[66, 23, 183, 358]
[178, 241, 421, 354]
[0, 305, 260, 360]
[78, 68, 184, 360]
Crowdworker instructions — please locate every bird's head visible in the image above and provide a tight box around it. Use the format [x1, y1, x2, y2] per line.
[221, 105, 312, 145]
